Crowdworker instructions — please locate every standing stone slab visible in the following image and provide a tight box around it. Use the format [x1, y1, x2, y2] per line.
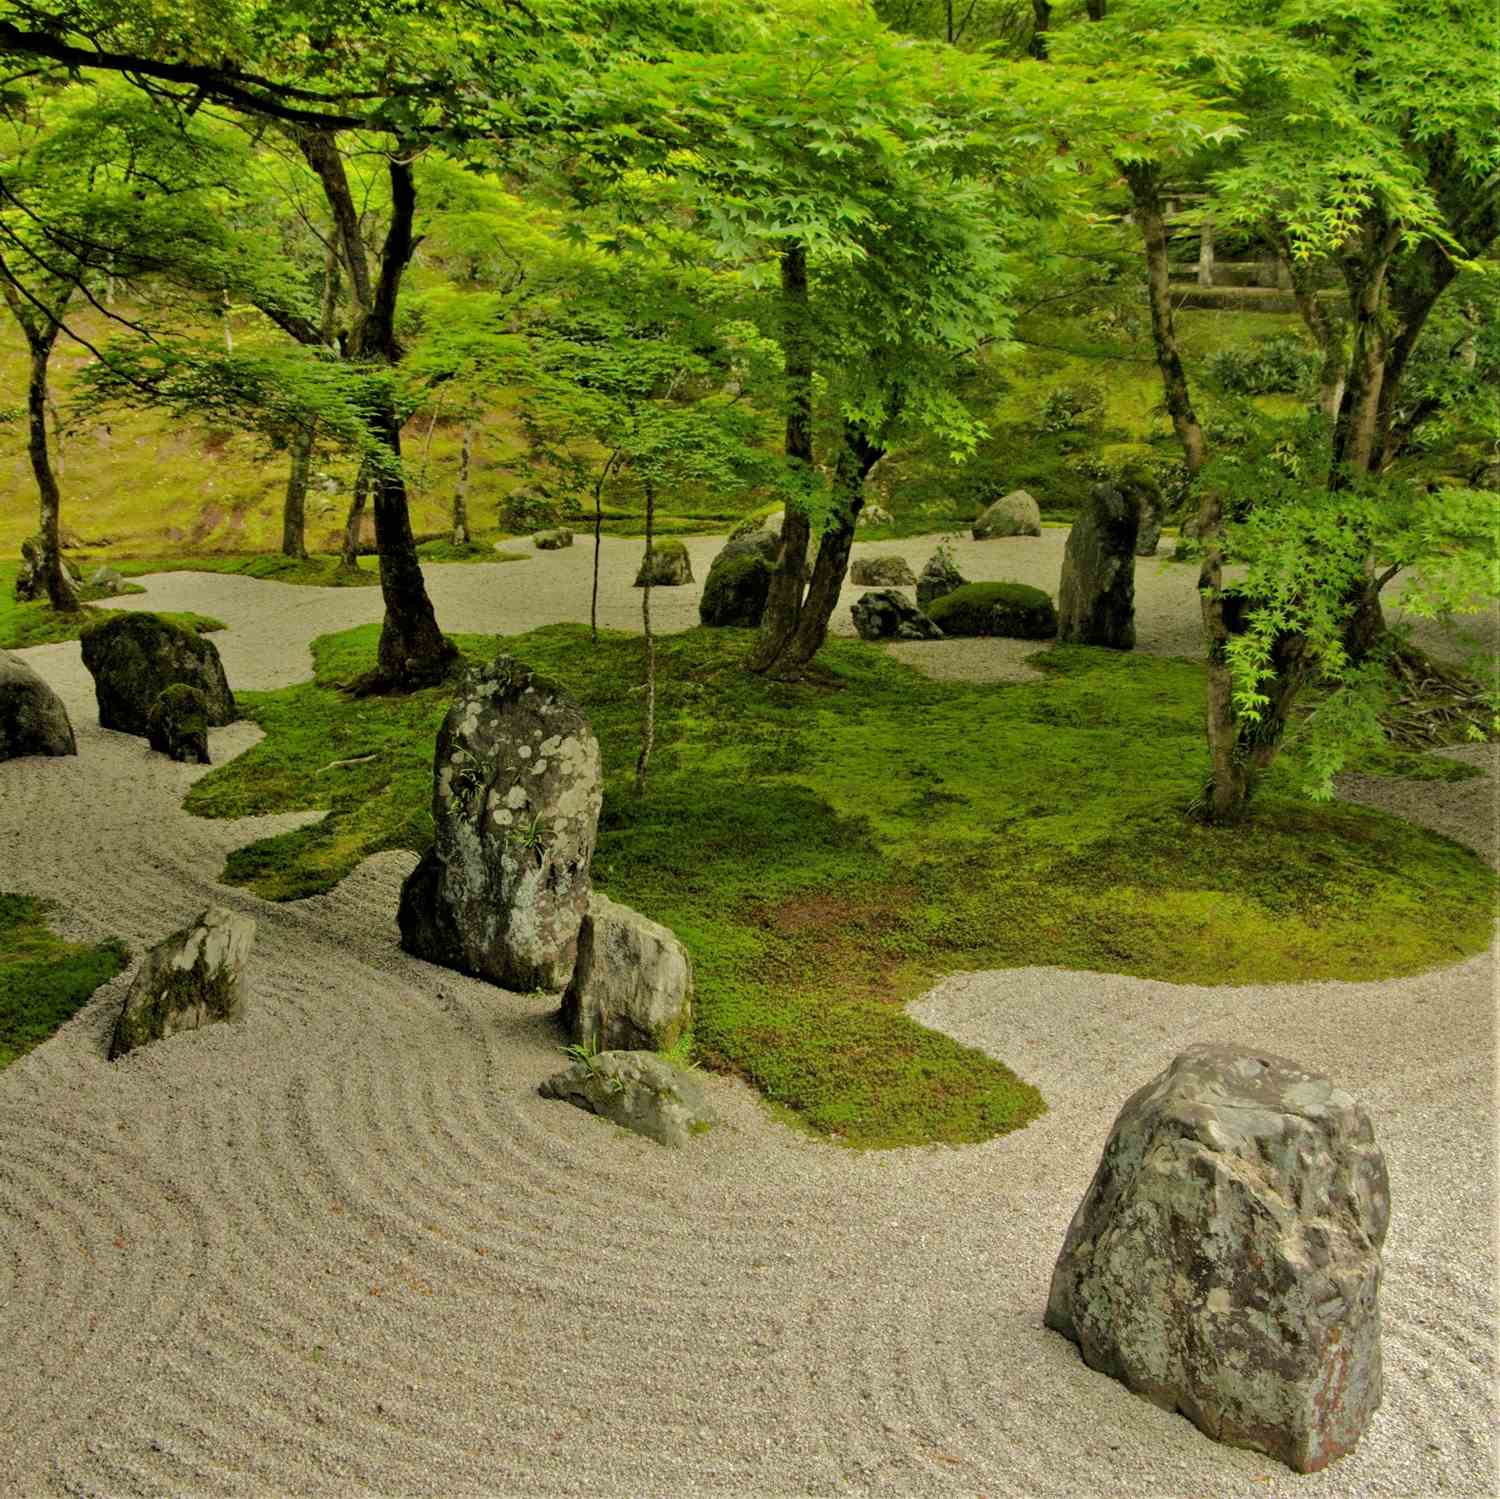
[1057, 482, 1140, 650]
[539, 1051, 715, 1148]
[80, 612, 234, 739]
[110, 906, 254, 1059]
[0, 651, 76, 759]
[1045, 1044, 1389, 1474]
[562, 894, 693, 1053]
[398, 656, 603, 992]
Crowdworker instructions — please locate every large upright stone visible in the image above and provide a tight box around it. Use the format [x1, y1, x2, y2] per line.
[80, 612, 235, 738]
[562, 893, 693, 1053]
[1057, 482, 1140, 649]
[1045, 1045, 1390, 1474]
[110, 906, 255, 1059]
[0, 651, 76, 759]
[633, 539, 693, 587]
[972, 489, 1041, 539]
[398, 656, 603, 992]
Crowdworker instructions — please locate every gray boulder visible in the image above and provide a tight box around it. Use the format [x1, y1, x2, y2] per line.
[89, 566, 126, 595]
[80, 612, 235, 739]
[633, 539, 693, 587]
[916, 549, 966, 611]
[539, 1050, 715, 1148]
[1057, 482, 1139, 650]
[1045, 1044, 1389, 1474]
[398, 656, 603, 993]
[716, 529, 781, 568]
[109, 906, 255, 1059]
[850, 556, 916, 588]
[972, 489, 1041, 539]
[561, 893, 693, 1053]
[0, 651, 76, 759]
[729, 509, 784, 541]
[532, 528, 573, 550]
[851, 590, 944, 642]
[856, 504, 894, 529]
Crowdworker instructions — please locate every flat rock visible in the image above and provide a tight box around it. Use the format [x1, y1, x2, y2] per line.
[539, 1050, 716, 1147]
[0, 650, 76, 759]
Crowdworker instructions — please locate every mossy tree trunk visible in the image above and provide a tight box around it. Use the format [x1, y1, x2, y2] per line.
[451, 421, 473, 546]
[340, 461, 369, 572]
[280, 421, 315, 559]
[634, 477, 657, 798]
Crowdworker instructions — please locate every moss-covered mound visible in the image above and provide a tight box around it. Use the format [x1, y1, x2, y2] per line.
[634, 538, 694, 587]
[80, 611, 235, 737]
[926, 581, 1058, 640]
[699, 552, 771, 627]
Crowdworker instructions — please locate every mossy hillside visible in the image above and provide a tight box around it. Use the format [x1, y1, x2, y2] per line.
[0, 893, 129, 1069]
[185, 625, 1495, 1150]
[0, 562, 226, 649]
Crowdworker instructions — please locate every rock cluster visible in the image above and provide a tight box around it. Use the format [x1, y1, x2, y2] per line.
[0, 651, 76, 759]
[80, 612, 235, 739]
[916, 550, 966, 610]
[851, 590, 944, 642]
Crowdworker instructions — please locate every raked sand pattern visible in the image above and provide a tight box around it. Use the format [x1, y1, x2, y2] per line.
[1, 531, 1495, 1498]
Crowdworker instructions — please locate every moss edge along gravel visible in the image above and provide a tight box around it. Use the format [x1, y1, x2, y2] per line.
[173, 622, 1496, 1151]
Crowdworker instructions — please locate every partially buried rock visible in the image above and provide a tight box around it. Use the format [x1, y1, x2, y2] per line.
[916, 549, 966, 611]
[146, 683, 211, 764]
[972, 489, 1041, 539]
[1057, 481, 1140, 650]
[532, 528, 573, 550]
[89, 566, 126, 595]
[0, 650, 76, 759]
[398, 655, 603, 993]
[539, 1050, 715, 1148]
[80, 612, 234, 739]
[562, 893, 693, 1052]
[856, 504, 894, 529]
[633, 538, 693, 587]
[851, 590, 944, 642]
[110, 906, 255, 1059]
[850, 555, 916, 588]
[1045, 1044, 1389, 1474]
[699, 550, 772, 628]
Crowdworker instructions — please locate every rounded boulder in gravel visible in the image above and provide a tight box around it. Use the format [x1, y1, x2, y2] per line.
[0, 649, 76, 759]
[79, 611, 234, 738]
[850, 555, 917, 588]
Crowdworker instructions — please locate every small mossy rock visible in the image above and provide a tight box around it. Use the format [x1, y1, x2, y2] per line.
[89, 566, 126, 595]
[633, 539, 693, 587]
[109, 906, 254, 1060]
[1058, 482, 1139, 650]
[927, 582, 1056, 640]
[0, 650, 76, 759]
[916, 550, 966, 611]
[850, 555, 916, 588]
[146, 683, 211, 764]
[539, 1050, 715, 1148]
[716, 529, 780, 568]
[398, 655, 603, 993]
[699, 551, 772, 628]
[856, 504, 894, 529]
[532, 528, 574, 550]
[500, 487, 562, 533]
[729, 506, 784, 541]
[80, 611, 235, 739]
[561, 893, 693, 1053]
[972, 489, 1041, 539]
[1045, 1044, 1389, 1474]
[851, 590, 944, 642]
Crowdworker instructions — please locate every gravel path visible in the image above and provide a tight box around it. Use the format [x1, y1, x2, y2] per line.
[0, 531, 1494, 1498]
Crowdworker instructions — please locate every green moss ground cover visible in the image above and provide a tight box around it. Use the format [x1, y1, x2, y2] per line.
[0, 562, 226, 649]
[0, 894, 129, 1069]
[182, 624, 1496, 1150]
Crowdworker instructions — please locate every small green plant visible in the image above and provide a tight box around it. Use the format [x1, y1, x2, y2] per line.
[561, 1039, 623, 1092]
[512, 811, 551, 866]
[1205, 333, 1319, 396]
[1036, 382, 1106, 433]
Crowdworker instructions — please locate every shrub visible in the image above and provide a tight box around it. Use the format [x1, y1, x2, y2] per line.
[1037, 382, 1107, 433]
[926, 581, 1058, 640]
[1205, 334, 1319, 396]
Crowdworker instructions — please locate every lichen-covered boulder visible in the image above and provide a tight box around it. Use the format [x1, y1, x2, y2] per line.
[633, 539, 693, 587]
[1045, 1044, 1390, 1474]
[89, 566, 126, 595]
[109, 906, 254, 1060]
[851, 590, 944, 642]
[532, 528, 573, 550]
[856, 504, 894, 529]
[729, 507, 784, 541]
[539, 1051, 715, 1148]
[926, 582, 1056, 640]
[1058, 482, 1140, 650]
[916, 549, 966, 611]
[80, 612, 234, 739]
[972, 489, 1041, 539]
[0, 651, 76, 759]
[146, 683, 211, 764]
[398, 656, 603, 993]
[562, 893, 693, 1053]
[850, 555, 917, 588]
[699, 551, 772, 628]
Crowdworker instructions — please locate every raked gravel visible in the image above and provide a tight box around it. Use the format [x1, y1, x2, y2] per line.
[0, 528, 1494, 1498]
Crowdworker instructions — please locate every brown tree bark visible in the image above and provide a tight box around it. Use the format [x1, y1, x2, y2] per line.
[339, 462, 369, 572]
[1029, 0, 1053, 57]
[25, 331, 78, 612]
[280, 421, 314, 559]
[634, 478, 657, 798]
[452, 421, 473, 546]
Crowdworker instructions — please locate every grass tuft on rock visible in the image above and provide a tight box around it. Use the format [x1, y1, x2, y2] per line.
[184, 624, 1496, 1150]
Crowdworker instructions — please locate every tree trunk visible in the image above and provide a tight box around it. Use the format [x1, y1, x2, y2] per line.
[1030, 0, 1052, 57]
[340, 462, 369, 572]
[1125, 163, 1208, 474]
[634, 478, 657, 798]
[1331, 221, 1402, 481]
[748, 241, 814, 675]
[590, 448, 622, 645]
[452, 421, 473, 546]
[784, 423, 884, 670]
[281, 421, 315, 559]
[25, 332, 77, 612]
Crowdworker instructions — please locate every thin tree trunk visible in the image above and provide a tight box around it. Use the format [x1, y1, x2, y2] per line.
[634, 478, 657, 798]
[452, 421, 473, 546]
[340, 462, 370, 572]
[47, 392, 63, 479]
[1331, 221, 1402, 481]
[748, 241, 814, 675]
[591, 447, 622, 645]
[1030, 0, 1052, 57]
[25, 330, 77, 612]
[281, 421, 315, 559]
[1125, 163, 1208, 474]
